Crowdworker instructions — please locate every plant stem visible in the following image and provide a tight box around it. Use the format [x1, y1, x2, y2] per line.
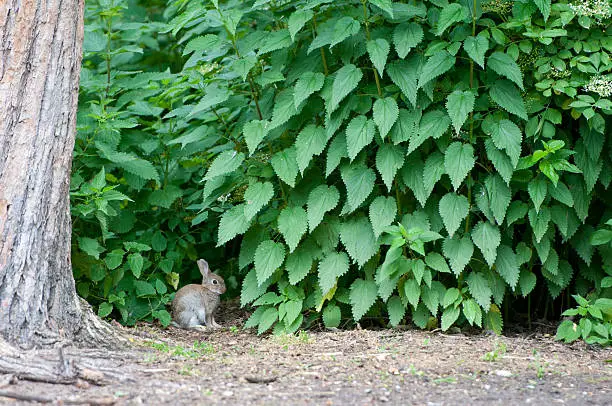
[465, 0, 478, 234]
[362, 0, 382, 96]
[312, 13, 329, 75]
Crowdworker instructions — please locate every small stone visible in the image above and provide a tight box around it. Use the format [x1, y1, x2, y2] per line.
[495, 370, 512, 377]
[222, 391, 233, 397]
[364, 388, 372, 394]
[380, 396, 389, 402]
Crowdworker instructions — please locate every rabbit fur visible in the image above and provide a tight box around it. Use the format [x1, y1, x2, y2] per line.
[171, 259, 226, 329]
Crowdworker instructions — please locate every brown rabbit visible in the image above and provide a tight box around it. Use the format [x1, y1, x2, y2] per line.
[171, 259, 226, 329]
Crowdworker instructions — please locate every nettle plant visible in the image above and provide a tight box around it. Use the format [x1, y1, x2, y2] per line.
[164, 0, 611, 336]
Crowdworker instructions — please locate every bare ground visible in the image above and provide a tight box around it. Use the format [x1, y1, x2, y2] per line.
[1, 302, 610, 405]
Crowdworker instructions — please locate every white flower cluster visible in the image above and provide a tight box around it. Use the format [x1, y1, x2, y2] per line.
[570, 0, 612, 24]
[584, 75, 612, 98]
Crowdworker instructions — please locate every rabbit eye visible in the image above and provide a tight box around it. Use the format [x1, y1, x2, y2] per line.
[212, 280, 218, 284]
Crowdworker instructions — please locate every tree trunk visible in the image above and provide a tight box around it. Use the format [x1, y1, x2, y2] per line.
[0, 0, 118, 348]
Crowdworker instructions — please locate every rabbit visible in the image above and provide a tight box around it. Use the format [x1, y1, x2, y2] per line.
[171, 259, 226, 330]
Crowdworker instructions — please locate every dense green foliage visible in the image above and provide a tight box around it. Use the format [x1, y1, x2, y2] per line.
[73, 0, 611, 343]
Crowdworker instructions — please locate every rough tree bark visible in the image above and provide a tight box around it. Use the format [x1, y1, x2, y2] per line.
[0, 0, 118, 348]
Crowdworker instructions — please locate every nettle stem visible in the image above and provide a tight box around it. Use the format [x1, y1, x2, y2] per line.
[312, 13, 329, 76]
[362, 0, 382, 97]
[465, 0, 478, 234]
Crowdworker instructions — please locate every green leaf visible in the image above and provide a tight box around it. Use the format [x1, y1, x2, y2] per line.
[442, 236, 474, 276]
[439, 192, 469, 238]
[318, 251, 350, 295]
[270, 89, 298, 129]
[484, 174, 512, 225]
[488, 52, 524, 90]
[485, 139, 514, 184]
[340, 217, 379, 267]
[373, 97, 399, 139]
[232, 56, 258, 81]
[288, 9, 314, 41]
[376, 143, 405, 192]
[444, 142, 475, 191]
[518, 270, 537, 297]
[423, 152, 445, 199]
[278, 206, 308, 252]
[462, 299, 482, 326]
[441, 306, 460, 331]
[183, 34, 221, 55]
[243, 120, 269, 156]
[296, 124, 328, 174]
[489, 80, 528, 120]
[369, 196, 397, 238]
[205, 150, 245, 180]
[98, 302, 113, 318]
[369, 0, 394, 17]
[329, 64, 363, 114]
[446, 90, 475, 134]
[79, 237, 105, 259]
[528, 176, 547, 213]
[97, 144, 160, 183]
[418, 51, 455, 88]
[254, 240, 286, 286]
[463, 36, 489, 68]
[241, 269, 269, 306]
[271, 147, 299, 187]
[387, 296, 406, 327]
[533, 0, 551, 22]
[421, 284, 441, 316]
[148, 185, 182, 209]
[323, 304, 342, 328]
[330, 17, 360, 48]
[401, 156, 427, 206]
[294, 71, 325, 108]
[409, 110, 450, 154]
[286, 246, 314, 285]
[258, 29, 292, 55]
[189, 85, 231, 117]
[346, 115, 376, 161]
[307, 184, 340, 231]
[471, 221, 501, 267]
[326, 134, 348, 177]
[549, 182, 574, 207]
[436, 3, 467, 36]
[386, 57, 421, 107]
[104, 249, 124, 270]
[128, 253, 144, 278]
[218, 204, 251, 246]
[341, 163, 376, 212]
[393, 22, 423, 59]
[244, 181, 274, 220]
[495, 245, 519, 289]
[391, 108, 419, 144]
[350, 279, 379, 321]
[134, 280, 156, 297]
[425, 252, 451, 274]
[367, 39, 390, 77]
[528, 207, 551, 243]
[487, 118, 522, 167]
[402, 278, 419, 309]
[258, 307, 278, 335]
[591, 229, 612, 245]
[467, 272, 492, 310]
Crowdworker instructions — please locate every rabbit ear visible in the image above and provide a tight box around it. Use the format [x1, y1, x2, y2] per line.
[197, 259, 210, 277]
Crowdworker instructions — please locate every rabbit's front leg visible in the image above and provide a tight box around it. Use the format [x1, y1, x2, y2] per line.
[205, 312, 222, 329]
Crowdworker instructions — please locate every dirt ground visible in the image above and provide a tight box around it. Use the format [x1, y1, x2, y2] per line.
[1, 302, 610, 405]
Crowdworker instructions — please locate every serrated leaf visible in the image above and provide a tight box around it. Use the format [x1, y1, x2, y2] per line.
[436, 3, 467, 36]
[346, 115, 376, 161]
[98, 302, 113, 318]
[528, 176, 547, 213]
[488, 52, 524, 90]
[369, 0, 394, 17]
[485, 139, 514, 184]
[205, 150, 245, 180]
[387, 57, 420, 107]
[533, 0, 551, 22]
[404, 278, 421, 308]
[128, 253, 144, 278]
[376, 143, 405, 192]
[463, 35, 489, 68]
[467, 272, 492, 310]
[318, 251, 350, 295]
[254, 240, 285, 285]
[425, 252, 451, 274]
[367, 39, 390, 77]
[329, 64, 363, 114]
[258, 307, 278, 335]
[278, 206, 308, 252]
[241, 269, 269, 307]
[387, 296, 406, 326]
[326, 134, 348, 177]
[369, 196, 397, 238]
[307, 184, 340, 231]
[288, 9, 314, 41]
[528, 207, 551, 243]
[189, 84, 231, 117]
[218, 204, 251, 246]
[418, 51, 455, 88]
[244, 181, 274, 220]
[294, 71, 325, 108]
[489, 80, 528, 120]
[341, 163, 376, 212]
[97, 144, 160, 182]
[439, 192, 469, 238]
[286, 245, 314, 285]
[441, 306, 460, 331]
[340, 217, 379, 267]
[258, 29, 292, 55]
[421, 284, 441, 316]
[495, 245, 519, 289]
[296, 124, 328, 174]
[401, 156, 427, 207]
[270, 89, 298, 129]
[421, 154, 444, 202]
[232, 56, 258, 81]
[243, 120, 269, 156]
[549, 182, 574, 207]
[393, 22, 423, 59]
[487, 118, 522, 167]
[373, 97, 399, 139]
[444, 142, 475, 190]
[330, 17, 360, 48]
[271, 147, 299, 188]
[446, 90, 475, 134]
[350, 279, 379, 321]
[409, 110, 450, 154]
[391, 108, 420, 144]
[183, 34, 221, 55]
[148, 185, 182, 209]
[471, 221, 501, 267]
[484, 174, 512, 225]
[442, 236, 474, 275]
[323, 304, 342, 328]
